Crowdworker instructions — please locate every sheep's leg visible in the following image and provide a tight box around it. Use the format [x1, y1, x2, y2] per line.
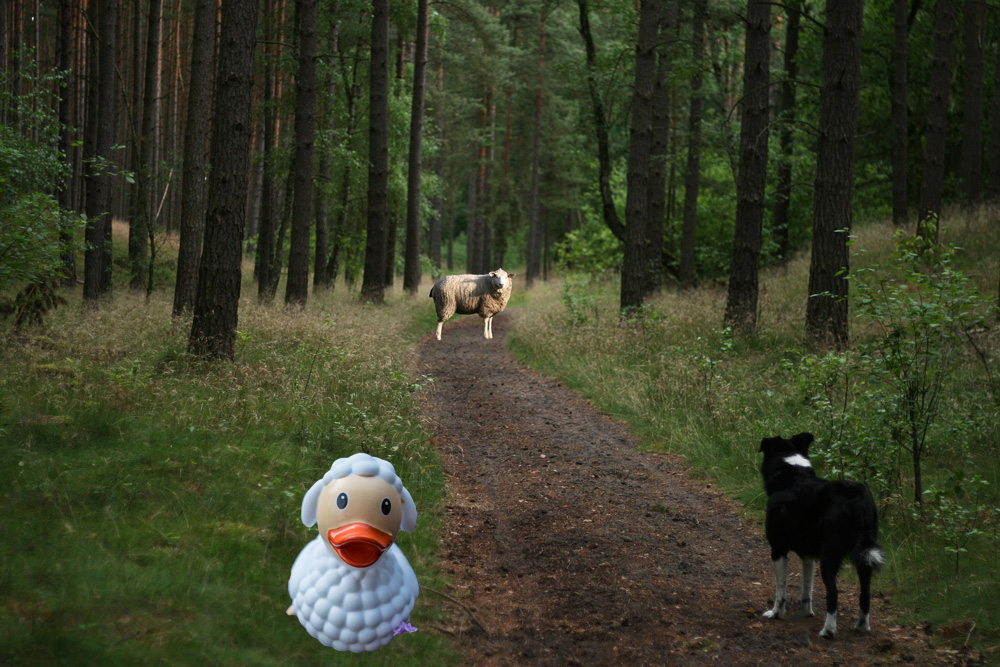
[483, 316, 492, 339]
[435, 321, 443, 340]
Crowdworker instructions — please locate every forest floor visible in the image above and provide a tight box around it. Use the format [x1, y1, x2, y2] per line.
[412, 313, 983, 666]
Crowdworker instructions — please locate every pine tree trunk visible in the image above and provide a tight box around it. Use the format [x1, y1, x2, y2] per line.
[577, 0, 625, 242]
[256, 39, 277, 302]
[772, 0, 799, 261]
[959, 0, 984, 206]
[526, 12, 546, 288]
[130, 0, 161, 292]
[57, 0, 77, 286]
[804, 0, 864, 349]
[188, 0, 259, 360]
[173, 0, 216, 315]
[723, 0, 770, 336]
[361, 0, 390, 304]
[403, 0, 429, 295]
[891, 0, 908, 227]
[918, 0, 955, 237]
[679, 0, 706, 289]
[621, 0, 660, 313]
[285, 0, 318, 306]
[83, 0, 118, 303]
[645, 2, 674, 297]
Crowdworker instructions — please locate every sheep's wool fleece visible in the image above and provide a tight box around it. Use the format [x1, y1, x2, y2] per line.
[288, 536, 419, 652]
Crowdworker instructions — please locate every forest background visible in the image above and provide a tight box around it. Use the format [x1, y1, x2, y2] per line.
[1, 0, 1000, 663]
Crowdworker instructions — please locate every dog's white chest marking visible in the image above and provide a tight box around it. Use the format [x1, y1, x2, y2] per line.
[783, 454, 812, 468]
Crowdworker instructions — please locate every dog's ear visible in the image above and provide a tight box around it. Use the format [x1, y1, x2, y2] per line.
[791, 432, 814, 454]
[759, 436, 777, 453]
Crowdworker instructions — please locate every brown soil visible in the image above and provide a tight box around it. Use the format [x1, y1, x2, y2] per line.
[413, 313, 981, 666]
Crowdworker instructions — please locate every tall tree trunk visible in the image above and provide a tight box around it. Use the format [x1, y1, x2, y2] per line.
[772, 0, 800, 260]
[645, 2, 675, 296]
[526, 12, 546, 288]
[679, 0, 707, 289]
[285, 0, 319, 306]
[173, 0, 216, 315]
[403, 0, 428, 295]
[57, 0, 77, 286]
[130, 0, 161, 292]
[577, 0, 625, 242]
[361, 0, 389, 303]
[918, 0, 955, 239]
[891, 0, 908, 227]
[313, 15, 337, 291]
[621, 0, 660, 313]
[723, 0, 770, 336]
[256, 35, 278, 302]
[804, 0, 864, 349]
[429, 61, 444, 271]
[989, 20, 1000, 200]
[959, 0, 984, 206]
[188, 0, 259, 360]
[83, 0, 118, 303]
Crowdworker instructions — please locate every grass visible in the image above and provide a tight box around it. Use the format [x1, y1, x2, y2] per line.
[507, 214, 1000, 661]
[2, 214, 997, 663]
[0, 266, 459, 665]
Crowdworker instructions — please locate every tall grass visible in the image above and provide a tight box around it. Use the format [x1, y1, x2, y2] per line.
[0, 272, 458, 665]
[508, 215, 1000, 658]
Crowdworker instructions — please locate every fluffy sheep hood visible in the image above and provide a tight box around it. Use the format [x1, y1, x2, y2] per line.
[301, 453, 417, 532]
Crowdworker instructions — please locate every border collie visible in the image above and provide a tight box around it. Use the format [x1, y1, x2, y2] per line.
[759, 432, 885, 638]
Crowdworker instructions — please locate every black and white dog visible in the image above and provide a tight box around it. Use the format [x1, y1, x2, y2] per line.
[759, 432, 886, 638]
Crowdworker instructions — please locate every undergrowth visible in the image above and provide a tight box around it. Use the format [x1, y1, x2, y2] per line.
[508, 215, 1000, 662]
[0, 275, 458, 666]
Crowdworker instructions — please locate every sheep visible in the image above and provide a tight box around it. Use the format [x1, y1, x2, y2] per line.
[429, 268, 515, 340]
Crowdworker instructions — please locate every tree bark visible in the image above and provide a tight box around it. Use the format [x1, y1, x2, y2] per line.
[285, 0, 319, 306]
[723, 0, 770, 336]
[361, 0, 389, 304]
[772, 0, 799, 260]
[891, 0, 908, 227]
[804, 0, 864, 349]
[57, 0, 77, 286]
[679, 0, 707, 289]
[173, 0, 217, 315]
[577, 0, 625, 242]
[256, 33, 278, 302]
[959, 0, 984, 206]
[645, 2, 675, 297]
[621, 0, 660, 313]
[83, 0, 118, 303]
[526, 12, 546, 288]
[188, 0, 259, 360]
[917, 0, 955, 238]
[403, 0, 429, 295]
[130, 0, 161, 292]
[989, 23, 1000, 200]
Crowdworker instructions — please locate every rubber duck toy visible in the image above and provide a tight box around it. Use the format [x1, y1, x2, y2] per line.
[287, 453, 419, 652]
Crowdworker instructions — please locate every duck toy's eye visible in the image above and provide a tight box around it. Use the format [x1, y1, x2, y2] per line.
[336, 492, 349, 510]
[381, 498, 392, 516]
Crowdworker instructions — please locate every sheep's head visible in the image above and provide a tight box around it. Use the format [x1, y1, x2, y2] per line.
[300, 453, 417, 568]
[489, 268, 515, 293]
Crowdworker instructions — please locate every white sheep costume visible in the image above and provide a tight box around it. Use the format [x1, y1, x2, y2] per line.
[287, 453, 419, 652]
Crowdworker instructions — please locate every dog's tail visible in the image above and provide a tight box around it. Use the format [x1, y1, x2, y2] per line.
[855, 543, 886, 571]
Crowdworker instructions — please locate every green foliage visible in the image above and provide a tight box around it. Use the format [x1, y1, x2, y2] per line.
[0, 63, 85, 296]
[0, 285, 459, 666]
[851, 222, 994, 504]
[554, 218, 622, 275]
[508, 219, 1000, 653]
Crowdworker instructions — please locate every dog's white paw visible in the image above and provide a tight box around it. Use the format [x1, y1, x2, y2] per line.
[853, 613, 871, 632]
[799, 599, 814, 617]
[763, 605, 785, 620]
[819, 612, 837, 638]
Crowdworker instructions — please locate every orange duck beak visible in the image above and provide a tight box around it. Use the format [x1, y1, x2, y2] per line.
[327, 523, 394, 568]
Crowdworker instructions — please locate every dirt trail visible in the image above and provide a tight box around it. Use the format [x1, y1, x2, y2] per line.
[413, 313, 974, 666]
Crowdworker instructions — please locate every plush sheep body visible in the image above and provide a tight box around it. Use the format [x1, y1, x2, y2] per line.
[429, 268, 515, 340]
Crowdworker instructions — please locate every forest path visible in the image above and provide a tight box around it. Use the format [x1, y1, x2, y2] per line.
[412, 312, 963, 666]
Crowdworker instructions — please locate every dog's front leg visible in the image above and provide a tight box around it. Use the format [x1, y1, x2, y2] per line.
[800, 558, 816, 617]
[763, 556, 788, 619]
